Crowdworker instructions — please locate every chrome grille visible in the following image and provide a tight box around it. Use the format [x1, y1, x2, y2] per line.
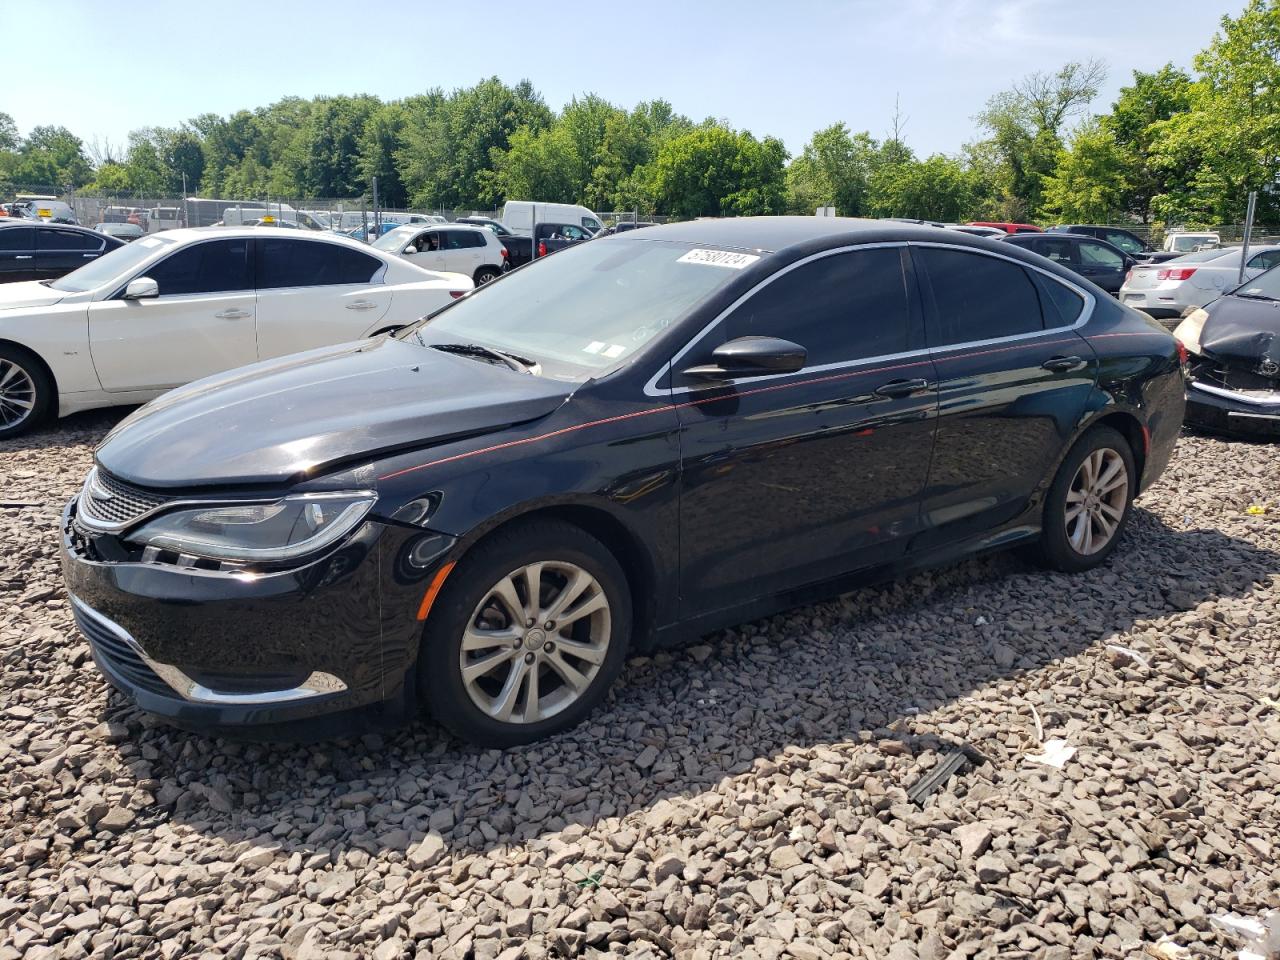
[78, 468, 170, 528]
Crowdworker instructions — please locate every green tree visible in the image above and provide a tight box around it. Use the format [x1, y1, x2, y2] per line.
[975, 60, 1106, 216]
[649, 125, 786, 218]
[0, 112, 18, 152]
[359, 103, 408, 207]
[12, 125, 92, 189]
[1040, 120, 1132, 222]
[868, 154, 976, 221]
[786, 123, 879, 216]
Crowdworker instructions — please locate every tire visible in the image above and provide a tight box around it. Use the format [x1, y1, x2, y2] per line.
[1030, 425, 1136, 573]
[0, 345, 53, 440]
[419, 519, 632, 747]
[474, 266, 501, 286]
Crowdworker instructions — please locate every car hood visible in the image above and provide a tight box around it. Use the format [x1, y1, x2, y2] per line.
[95, 336, 573, 488]
[1201, 295, 1280, 367]
[0, 281, 67, 310]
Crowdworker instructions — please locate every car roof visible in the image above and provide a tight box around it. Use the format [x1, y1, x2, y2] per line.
[0, 219, 96, 233]
[616, 216, 1011, 255]
[147, 226, 375, 249]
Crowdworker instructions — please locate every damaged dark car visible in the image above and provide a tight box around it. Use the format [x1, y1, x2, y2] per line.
[1175, 263, 1280, 437]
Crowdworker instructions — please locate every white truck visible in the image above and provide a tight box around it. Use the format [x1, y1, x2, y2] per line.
[501, 201, 603, 237]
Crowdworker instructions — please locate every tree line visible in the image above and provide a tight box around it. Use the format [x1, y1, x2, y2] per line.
[1, 0, 1274, 226]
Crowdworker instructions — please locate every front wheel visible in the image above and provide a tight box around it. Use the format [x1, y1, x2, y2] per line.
[474, 266, 501, 286]
[419, 520, 632, 747]
[1031, 425, 1136, 572]
[0, 346, 52, 440]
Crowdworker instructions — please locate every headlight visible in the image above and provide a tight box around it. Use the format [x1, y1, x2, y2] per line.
[1173, 307, 1209, 355]
[127, 491, 376, 562]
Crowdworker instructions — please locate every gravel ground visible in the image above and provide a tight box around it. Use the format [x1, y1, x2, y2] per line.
[2, 411, 1278, 960]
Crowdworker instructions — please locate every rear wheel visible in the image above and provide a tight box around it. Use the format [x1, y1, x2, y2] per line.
[419, 519, 631, 747]
[1031, 425, 1136, 572]
[474, 266, 501, 286]
[0, 346, 52, 440]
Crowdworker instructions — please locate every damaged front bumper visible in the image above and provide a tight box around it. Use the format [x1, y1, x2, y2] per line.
[1185, 369, 1280, 437]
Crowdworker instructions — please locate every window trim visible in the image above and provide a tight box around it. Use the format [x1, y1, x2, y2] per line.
[642, 240, 1095, 398]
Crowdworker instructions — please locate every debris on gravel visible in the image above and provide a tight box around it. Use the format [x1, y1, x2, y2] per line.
[2, 412, 1279, 959]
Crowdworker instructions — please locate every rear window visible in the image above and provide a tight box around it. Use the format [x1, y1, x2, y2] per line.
[918, 248, 1044, 345]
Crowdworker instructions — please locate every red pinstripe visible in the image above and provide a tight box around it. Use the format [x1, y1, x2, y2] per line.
[378, 331, 1152, 482]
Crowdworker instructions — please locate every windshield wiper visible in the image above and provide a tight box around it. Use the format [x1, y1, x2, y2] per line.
[428, 342, 535, 373]
[1236, 292, 1278, 301]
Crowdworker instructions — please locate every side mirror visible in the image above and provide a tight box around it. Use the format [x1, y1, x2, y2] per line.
[683, 336, 807, 380]
[123, 277, 158, 300]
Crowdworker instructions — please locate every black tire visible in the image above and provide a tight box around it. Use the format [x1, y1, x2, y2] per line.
[0, 345, 53, 440]
[1030, 425, 1136, 573]
[474, 266, 501, 286]
[419, 519, 632, 747]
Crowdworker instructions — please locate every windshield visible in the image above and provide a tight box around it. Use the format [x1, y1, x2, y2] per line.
[1171, 235, 1216, 251]
[50, 234, 176, 292]
[1235, 263, 1280, 299]
[372, 225, 419, 252]
[400, 238, 754, 380]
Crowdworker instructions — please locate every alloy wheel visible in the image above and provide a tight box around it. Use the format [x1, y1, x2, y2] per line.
[1064, 448, 1128, 555]
[459, 561, 611, 724]
[0, 359, 36, 429]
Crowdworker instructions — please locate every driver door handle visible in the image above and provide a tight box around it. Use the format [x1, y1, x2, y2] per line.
[14, 255, 32, 260]
[346, 300, 378, 311]
[215, 309, 251, 320]
[1042, 355, 1084, 372]
[873, 378, 930, 399]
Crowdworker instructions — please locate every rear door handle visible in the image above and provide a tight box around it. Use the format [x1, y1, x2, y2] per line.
[215, 309, 251, 320]
[1042, 355, 1084, 372]
[82, 253, 98, 258]
[14, 255, 32, 260]
[346, 300, 378, 311]
[873, 378, 930, 399]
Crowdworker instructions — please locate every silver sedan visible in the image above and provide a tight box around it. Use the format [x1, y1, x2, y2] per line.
[1119, 245, 1280, 324]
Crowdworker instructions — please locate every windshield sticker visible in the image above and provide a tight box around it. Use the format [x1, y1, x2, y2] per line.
[602, 344, 626, 359]
[677, 248, 760, 269]
[583, 341, 606, 354]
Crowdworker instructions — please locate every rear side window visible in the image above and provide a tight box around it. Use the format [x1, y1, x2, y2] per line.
[1032, 272, 1086, 327]
[146, 239, 251, 296]
[918, 247, 1043, 344]
[0, 227, 34, 251]
[1035, 237, 1077, 265]
[444, 230, 485, 250]
[715, 247, 913, 366]
[1079, 241, 1124, 269]
[259, 238, 382, 287]
[37, 228, 98, 251]
[1104, 231, 1145, 255]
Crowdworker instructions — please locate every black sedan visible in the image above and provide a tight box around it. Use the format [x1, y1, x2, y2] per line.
[1175, 263, 1280, 436]
[61, 218, 1185, 745]
[0, 220, 125, 283]
[1002, 232, 1134, 294]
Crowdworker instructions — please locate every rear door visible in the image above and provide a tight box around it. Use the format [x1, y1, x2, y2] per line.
[254, 236, 391, 357]
[0, 226, 36, 282]
[87, 237, 259, 391]
[1076, 240, 1128, 293]
[675, 245, 938, 616]
[35, 227, 108, 279]
[911, 244, 1098, 548]
[440, 229, 482, 275]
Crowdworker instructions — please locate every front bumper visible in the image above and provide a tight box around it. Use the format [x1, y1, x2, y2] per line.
[1185, 380, 1280, 437]
[60, 497, 455, 730]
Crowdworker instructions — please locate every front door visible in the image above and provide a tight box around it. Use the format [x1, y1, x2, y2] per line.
[402, 228, 446, 273]
[0, 226, 37, 282]
[910, 245, 1099, 548]
[87, 237, 259, 391]
[673, 245, 938, 618]
[254, 236, 391, 357]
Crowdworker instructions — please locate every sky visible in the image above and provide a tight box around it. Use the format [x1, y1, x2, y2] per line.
[2, 0, 1244, 159]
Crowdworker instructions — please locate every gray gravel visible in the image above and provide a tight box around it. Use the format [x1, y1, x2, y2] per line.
[2, 411, 1279, 960]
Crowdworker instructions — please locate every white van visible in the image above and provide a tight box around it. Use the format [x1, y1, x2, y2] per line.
[147, 206, 184, 232]
[501, 201, 603, 237]
[221, 205, 326, 230]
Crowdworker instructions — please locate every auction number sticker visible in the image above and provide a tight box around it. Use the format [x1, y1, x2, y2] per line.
[677, 248, 760, 269]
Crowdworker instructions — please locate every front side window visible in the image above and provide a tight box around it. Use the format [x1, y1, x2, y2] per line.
[0, 227, 34, 252]
[583, 217, 602, 233]
[146, 239, 251, 296]
[259, 238, 382, 287]
[918, 247, 1043, 345]
[1247, 250, 1280, 272]
[1104, 231, 1145, 255]
[1079, 241, 1124, 269]
[709, 247, 912, 367]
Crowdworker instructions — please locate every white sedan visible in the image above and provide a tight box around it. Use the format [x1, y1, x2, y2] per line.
[1119, 245, 1280, 325]
[0, 227, 472, 437]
